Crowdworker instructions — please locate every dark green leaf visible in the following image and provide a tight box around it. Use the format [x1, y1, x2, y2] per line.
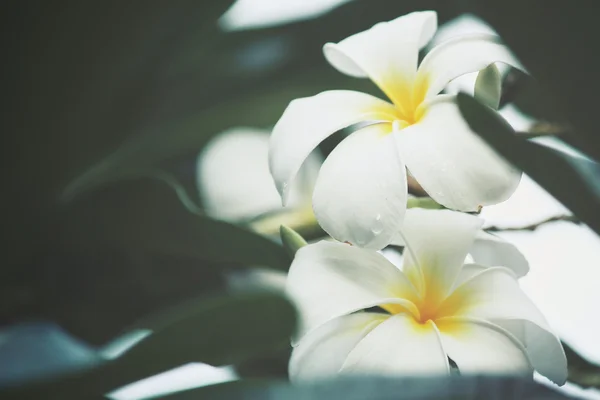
[458, 93, 600, 235]
[3, 292, 296, 399]
[471, 0, 600, 159]
[564, 342, 600, 389]
[158, 376, 573, 400]
[59, 178, 290, 271]
[116, 292, 296, 376]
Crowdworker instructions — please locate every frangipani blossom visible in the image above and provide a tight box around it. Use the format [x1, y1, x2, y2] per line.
[269, 11, 523, 249]
[286, 209, 567, 385]
[197, 128, 322, 235]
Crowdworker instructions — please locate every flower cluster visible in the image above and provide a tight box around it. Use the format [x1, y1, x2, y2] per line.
[267, 11, 567, 385]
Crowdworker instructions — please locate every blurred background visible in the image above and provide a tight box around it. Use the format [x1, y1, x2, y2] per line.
[2, 0, 600, 399]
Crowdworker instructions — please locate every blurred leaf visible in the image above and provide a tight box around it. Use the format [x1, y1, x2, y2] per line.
[2, 1, 234, 268]
[0, 322, 101, 388]
[280, 225, 307, 258]
[116, 291, 296, 376]
[3, 292, 296, 399]
[159, 376, 573, 400]
[60, 178, 290, 271]
[564, 342, 600, 389]
[0, 176, 289, 345]
[458, 93, 600, 235]
[471, 0, 600, 159]
[62, 0, 467, 200]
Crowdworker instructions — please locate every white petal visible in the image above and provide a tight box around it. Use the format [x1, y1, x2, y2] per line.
[198, 128, 321, 221]
[289, 313, 388, 383]
[417, 34, 524, 100]
[470, 231, 529, 277]
[286, 241, 419, 343]
[323, 11, 437, 115]
[493, 319, 567, 386]
[445, 267, 567, 385]
[269, 90, 398, 204]
[452, 263, 487, 289]
[400, 208, 483, 299]
[340, 314, 449, 376]
[436, 317, 532, 376]
[395, 97, 521, 211]
[312, 123, 407, 250]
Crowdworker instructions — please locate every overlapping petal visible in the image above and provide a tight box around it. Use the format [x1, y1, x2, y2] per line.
[287, 241, 419, 343]
[399, 208, 483, 300]
[269, 90, 398, 204]
[289, 313, 388, 383]
[436, 317, 532, 376]
[198, 128, 321, 221]
[323, 11, 437, 116]
[340, 314, 449, 375]
[313, 123, 407, 249]
[416, 33, 525, 101]
[470, 231, 529, 277]
[395, 97, 521, 211]
[443, 266, 567, 384]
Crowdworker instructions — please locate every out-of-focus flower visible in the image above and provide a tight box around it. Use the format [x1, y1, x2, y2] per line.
[197, 128, 322, 236]
[286, 209, 566, 385]
[269, 11, 523, 249]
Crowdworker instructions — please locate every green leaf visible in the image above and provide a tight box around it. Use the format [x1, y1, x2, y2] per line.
[471, 0, 600, 159]
[458, 93, 600, 235]
[3, 292, 296, 399]
[116, 292, 296, 375]
[474, 64, 501, 110]
[156, 376, 572, 400]
[280, 225, 308, 257]
[59, 178, 290, 271]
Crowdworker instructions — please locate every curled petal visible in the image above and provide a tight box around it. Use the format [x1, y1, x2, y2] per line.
[286, 241, 419, 343]
[400, 208, 483, 300]
[269, 90, 398, 204]
[470, 231, 529, 277]
[198, 128, 321, 221]
[323, 11, 437, 115]
[443, 267, 567, 385]
[340, 314, 449, 375]
[395, 97, 521, 211]
[436, 317, 533, 376]
[417, 33, 525, 101]
[313, 123, 407, 249]
[289, 313, 388, 383]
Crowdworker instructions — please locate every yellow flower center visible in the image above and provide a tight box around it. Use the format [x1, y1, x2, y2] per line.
[385, 73, 430, 131]
[380, 264, 470, 326]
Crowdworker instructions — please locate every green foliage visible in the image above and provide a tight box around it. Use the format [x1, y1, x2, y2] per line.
[3, 292, 296, 399]
[60, 178, 290, 271]
[458, 93, 600, 235]
[155, 376, 572, 400]
[471, 0, 600, 159]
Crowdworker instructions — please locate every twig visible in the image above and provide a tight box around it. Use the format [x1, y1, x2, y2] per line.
[485, 214, 580, 232]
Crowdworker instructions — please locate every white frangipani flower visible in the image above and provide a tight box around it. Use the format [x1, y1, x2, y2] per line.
[197, 128, 322, 234]
[269, 11, 523, 250]
[286, 209, 567, 385]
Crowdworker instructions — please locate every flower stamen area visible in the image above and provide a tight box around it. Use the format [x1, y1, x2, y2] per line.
[381, 281, 470, 327]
